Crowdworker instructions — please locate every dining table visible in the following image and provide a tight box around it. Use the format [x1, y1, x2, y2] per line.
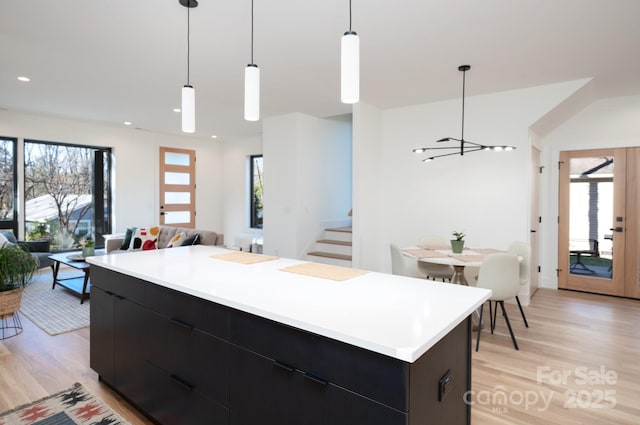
[402, 246, 504, 285]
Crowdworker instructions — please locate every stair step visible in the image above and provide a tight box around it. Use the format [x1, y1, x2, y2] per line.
[317, 239, 352, 246]
[325, 226, 352, 233]
[307, 251, 352, 261]
[315, 240, 352, 256]
[324, 229, 352, 243]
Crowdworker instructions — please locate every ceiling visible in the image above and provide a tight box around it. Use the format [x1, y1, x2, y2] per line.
[1, 0, 639, 141]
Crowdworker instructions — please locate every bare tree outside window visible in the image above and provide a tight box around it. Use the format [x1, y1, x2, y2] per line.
[24, 142, 93, 249]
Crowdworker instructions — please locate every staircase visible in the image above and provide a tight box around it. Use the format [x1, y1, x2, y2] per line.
[307, 227, 352, 267]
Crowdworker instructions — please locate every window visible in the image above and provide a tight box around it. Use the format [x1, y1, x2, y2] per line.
[0, 138, 17, 234]
[250, 155, 263, 229]
[23, 140, 112, 250]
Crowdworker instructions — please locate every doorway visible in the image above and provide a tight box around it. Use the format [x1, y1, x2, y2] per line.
[159, 147, 196, 229]
[558, 148, 640, 298]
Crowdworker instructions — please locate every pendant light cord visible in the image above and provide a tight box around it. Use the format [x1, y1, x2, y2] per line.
[250, 0, 254, 64]
[349, 0, 352, 32]
[187, 5, 191, 85]
[461, 68, 466, 142]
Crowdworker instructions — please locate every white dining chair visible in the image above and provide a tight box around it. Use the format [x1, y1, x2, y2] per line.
[390, 243, 424, 278]
[507, 241, 531, 328]
[416, 235, 454, 282]
[475, 253, 521, 351]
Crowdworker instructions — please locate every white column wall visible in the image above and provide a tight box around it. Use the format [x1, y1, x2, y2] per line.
[262, 113, 351, 259]
[220, 136, 262, 246]
[352, 102, 383, 270]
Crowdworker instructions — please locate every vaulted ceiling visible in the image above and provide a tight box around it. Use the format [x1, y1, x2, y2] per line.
[1, 0, 639, 140]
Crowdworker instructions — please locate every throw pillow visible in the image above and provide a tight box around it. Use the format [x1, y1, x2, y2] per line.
[0, 232, 11, 248]
[120, 227, 136, 250]
[166, 232, 187, 248]
[130, 226, 160, 250]
[180, 233, 200, 246]
[0, 231, 17, 244]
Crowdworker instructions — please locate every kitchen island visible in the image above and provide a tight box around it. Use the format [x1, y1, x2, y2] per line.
[88, 245, 490, 425]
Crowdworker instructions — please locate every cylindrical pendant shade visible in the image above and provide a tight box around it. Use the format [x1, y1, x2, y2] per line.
[182, 85, 195, 133]
[341, 31, 359, 104]
[244, 64, 260, 121]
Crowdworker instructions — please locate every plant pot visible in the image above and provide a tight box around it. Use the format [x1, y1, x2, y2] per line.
[82, 246, 95, 258]
[0, 287, 23, 317]
[450, 240, 465, 254]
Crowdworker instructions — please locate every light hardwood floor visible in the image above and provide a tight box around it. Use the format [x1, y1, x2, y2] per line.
[1, 288, 639, 424]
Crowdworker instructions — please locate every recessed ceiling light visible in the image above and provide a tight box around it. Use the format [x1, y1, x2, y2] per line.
[211, 135, 218, 139]
[124, 121, 132, 126]
[17, 76, 30, 82]
[173, 108, 181, 113]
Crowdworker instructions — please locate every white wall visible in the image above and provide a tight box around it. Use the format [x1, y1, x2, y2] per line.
[262, 113, 352, 258]
[0, 110, 223, 234]
[352, 102, 383, 270]
[353, 80, 589, 273]
[538, 94, 640, 289]
[220, 136, 262, 246]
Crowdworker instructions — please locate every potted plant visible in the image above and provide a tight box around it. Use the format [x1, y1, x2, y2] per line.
[451, 231, 466, 253]
[0, 244, 38, 323]
[80, 236, 95, 258]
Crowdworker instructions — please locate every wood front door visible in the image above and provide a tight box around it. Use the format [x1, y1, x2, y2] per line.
[159, 147, 196, 229]
[558, 148, 640, 298]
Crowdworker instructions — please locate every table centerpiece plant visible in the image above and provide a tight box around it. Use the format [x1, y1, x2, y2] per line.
[80, 236, 95, 258]
[451, 231, 466, 253]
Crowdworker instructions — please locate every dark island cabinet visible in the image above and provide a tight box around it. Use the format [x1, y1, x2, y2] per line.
[229, 345, 406, 425]
[90, 265, 471, 425]
[90, 267, 229, 425]
[89, 286, 115, 383]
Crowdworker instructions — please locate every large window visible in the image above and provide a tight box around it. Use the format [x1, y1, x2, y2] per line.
[0, 138, 17, 234]
[250, 155, 263, 229]
[23, 140, 112, 250]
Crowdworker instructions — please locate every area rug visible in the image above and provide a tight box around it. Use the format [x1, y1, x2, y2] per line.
[0, 383, 130, 424]
[19, 270, 89, 336]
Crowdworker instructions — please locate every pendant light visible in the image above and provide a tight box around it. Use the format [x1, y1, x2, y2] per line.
[412, 65, 516, 162]
[180, 0, 197, 133]
[244, 0, 260, 121]
[341, 0, 359, 104]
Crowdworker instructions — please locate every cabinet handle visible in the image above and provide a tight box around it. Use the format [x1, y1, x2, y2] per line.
[273, 360, 295, 372]
[303, 372, 328, 386]
[170, 374, 195, 392]
[170, 317, 195, 331]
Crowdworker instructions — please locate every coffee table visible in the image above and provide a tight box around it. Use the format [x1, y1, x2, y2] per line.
[49, 252, 92, 304]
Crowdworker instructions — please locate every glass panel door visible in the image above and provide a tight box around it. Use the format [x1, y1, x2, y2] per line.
[558, 149, 625, 296]
[159, 147, 195, 228]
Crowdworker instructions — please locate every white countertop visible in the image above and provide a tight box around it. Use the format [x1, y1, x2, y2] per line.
[88, 245, 491, 363]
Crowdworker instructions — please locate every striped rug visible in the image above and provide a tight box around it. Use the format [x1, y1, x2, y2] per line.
[18, 269, 89, 336]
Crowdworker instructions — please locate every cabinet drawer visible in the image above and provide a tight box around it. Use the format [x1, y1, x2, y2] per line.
[146, 282, 229, 339]
[229, 310, 408, 412]
[91, 266, 147, 305]
[302, 378, 406, 425]
[147, 312, 229, 406]
[145, 362, 229, 425]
